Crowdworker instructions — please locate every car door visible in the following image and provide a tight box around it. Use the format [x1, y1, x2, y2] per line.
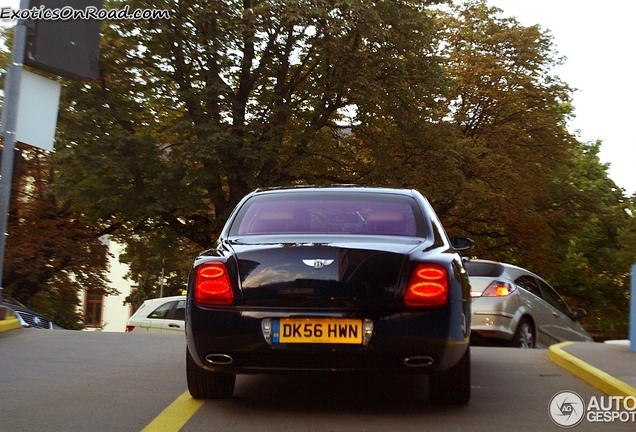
[536, 279, 591, 342]
[140, 300, 178, 333]
[160, 299, 185, 334]
[514, 275, 559, 347]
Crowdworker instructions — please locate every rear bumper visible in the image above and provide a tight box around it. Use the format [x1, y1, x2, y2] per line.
[470, 296, 519, 343]
[187, 302, 469, 375]
[470, 312, 515, 342]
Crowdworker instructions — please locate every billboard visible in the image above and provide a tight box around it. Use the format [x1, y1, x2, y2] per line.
[24, 0, 102, 81]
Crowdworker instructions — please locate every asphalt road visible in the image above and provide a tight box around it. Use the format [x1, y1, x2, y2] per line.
[0, 330, 632, 431]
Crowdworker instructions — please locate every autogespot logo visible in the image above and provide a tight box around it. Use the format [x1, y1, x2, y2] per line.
[549, 391, 586, 428]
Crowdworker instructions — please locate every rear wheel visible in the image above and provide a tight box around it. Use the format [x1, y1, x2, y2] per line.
[428, 346, 470, 405]
[186, 348, 236, 399]
[510, 317, 535, 348]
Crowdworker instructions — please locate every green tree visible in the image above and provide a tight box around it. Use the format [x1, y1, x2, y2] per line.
[546, 141, 635, 335]
[118, 230, 199, 308]
[53, 0, 447, 251]
[430, 0, 578, 270]
[428, 1, 636, 334]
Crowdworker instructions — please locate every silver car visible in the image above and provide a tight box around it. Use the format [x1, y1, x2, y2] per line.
[467, 259, 592, 348]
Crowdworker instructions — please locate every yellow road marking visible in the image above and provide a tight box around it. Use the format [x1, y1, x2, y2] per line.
[142, 391, 204, 432]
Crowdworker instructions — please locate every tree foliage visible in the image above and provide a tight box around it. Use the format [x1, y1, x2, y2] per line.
[429, 1, 636, 334]
[546, 141, 635, 335]
[54, 0, 447, 250]
[118, 229, 199, 308]
[431, 1, 577, 264]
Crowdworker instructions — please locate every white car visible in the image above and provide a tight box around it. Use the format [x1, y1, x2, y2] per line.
[126, 295, 186, 334]
[467, 259, 592, 348]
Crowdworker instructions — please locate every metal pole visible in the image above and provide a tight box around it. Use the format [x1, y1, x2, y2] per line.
[0, 0, 31, 305]
[160, 258, 165, 297]
[630, 264, 635, 353]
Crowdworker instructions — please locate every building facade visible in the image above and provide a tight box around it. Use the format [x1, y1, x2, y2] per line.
[82, 238, 135, 332]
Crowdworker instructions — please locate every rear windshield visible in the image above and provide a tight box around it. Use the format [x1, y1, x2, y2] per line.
[465, 262, 505, 277]
[229, 191, 426, 237]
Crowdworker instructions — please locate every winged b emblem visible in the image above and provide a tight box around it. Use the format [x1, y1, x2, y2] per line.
[302, 259, 334, 269]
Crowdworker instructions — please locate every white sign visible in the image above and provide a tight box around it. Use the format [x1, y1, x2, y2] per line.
[15, 69, 61, 151]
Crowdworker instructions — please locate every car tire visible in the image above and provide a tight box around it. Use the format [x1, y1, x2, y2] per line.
[510, 317, 535, 348]
[186, 348, 236, 399]
[428, 346, 470, 405]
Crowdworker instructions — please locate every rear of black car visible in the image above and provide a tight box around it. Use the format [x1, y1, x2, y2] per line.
[186, 187, 472, 404]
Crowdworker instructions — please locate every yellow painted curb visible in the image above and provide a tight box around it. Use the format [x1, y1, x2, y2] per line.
[0, 316, 21, 333]
[549, 341, 636, 398]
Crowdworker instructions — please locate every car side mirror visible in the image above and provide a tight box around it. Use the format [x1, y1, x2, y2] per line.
[569, 308, 587, 322]
[451, 236, 474, 251]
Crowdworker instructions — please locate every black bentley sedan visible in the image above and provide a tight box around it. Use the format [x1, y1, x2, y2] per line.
[186, 186, 473, 404]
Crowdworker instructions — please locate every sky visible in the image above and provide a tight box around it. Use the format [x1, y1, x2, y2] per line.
[1, 0, 635, 195]
[477, 0, 636, 195]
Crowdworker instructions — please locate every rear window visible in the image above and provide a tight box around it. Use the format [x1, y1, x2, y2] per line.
[465, 262, 505, 277]
[229, 191, 425, 237]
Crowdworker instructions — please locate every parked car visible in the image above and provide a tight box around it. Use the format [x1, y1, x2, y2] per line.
[1, 296, 61, 329]
[126, 295, 186, 334]
[186, 186, 474, 404]
[467, 259, 592, 348]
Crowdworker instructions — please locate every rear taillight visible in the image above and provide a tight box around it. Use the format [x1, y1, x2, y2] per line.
[125, 325, 134, 332]
[195, 262, 234, 305]
[481, 281, 515, 297]
[405, 264, 448, 307]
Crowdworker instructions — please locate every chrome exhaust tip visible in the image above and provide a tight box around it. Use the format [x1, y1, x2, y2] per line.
[205, 353, 233, 365]
[403, 356, 434, 368]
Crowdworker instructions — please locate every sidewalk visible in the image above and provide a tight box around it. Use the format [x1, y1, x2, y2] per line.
[549, 340, 636, 398]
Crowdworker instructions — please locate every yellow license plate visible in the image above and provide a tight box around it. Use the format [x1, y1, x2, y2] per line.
[272, 318, 363, 344]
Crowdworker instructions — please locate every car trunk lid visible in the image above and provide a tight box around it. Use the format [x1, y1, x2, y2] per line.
[230, 238, 421, 308]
